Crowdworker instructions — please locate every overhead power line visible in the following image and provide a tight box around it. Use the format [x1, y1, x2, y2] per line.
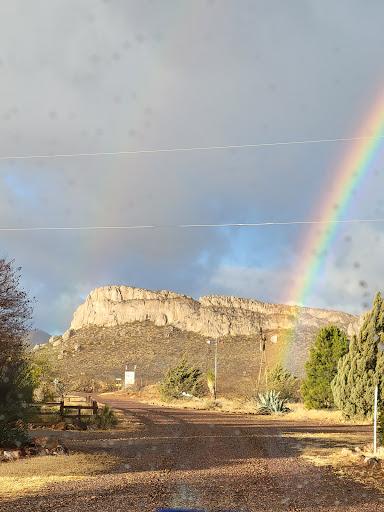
[1, 135, 384, 161]
[1, 218, 384, 232]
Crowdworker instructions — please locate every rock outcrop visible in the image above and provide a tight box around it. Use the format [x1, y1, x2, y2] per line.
[64, 285, 364, 340]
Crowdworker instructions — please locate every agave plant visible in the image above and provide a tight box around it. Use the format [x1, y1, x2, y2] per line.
[255, 390, 290, 415]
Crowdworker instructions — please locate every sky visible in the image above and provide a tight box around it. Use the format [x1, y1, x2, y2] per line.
[1, 0, 384, 335]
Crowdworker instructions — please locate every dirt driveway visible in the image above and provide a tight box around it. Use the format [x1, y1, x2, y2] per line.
[2, 394, 384, 512]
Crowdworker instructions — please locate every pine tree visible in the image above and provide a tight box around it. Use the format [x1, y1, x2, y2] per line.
[301, 326, 349, 409]
[158, 354, 203, 400]
[332, 291, 384, 419]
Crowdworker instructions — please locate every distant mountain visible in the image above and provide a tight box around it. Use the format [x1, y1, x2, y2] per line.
[34, 286, 365, 394]
[27, 329, 51, 347]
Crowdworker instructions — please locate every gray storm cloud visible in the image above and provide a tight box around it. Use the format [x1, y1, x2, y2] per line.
[1, 0, 384, 333]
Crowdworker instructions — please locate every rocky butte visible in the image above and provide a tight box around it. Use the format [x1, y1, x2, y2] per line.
[63, 285, 364, 340]
[38, 286, 366, 390]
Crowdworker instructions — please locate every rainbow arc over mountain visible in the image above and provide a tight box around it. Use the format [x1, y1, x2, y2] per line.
[280, 92, 384, 368]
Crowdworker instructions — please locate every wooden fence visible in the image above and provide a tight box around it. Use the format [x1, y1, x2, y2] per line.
[28, 398, 98, 425]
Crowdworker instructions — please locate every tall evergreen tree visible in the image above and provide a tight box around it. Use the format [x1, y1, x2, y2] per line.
[301, 326, 349, 409]
[332, 291, 384, 419]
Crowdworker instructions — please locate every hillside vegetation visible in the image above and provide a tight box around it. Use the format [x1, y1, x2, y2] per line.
[37, 321, 301, 396]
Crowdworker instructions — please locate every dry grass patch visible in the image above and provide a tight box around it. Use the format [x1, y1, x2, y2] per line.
[283, 403, 345, 423]
[137, 395, 258, 414]
[281, 429, 384, 494]
[282, 431, 371, 465]
[136, 395, 353, 420]
[0, 452, 119, 500]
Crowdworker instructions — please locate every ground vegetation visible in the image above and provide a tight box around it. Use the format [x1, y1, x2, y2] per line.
[158, 353, 203, 400]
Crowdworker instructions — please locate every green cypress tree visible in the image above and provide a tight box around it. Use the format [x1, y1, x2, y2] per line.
[301, 326, 349, 409]
[332, 291, 384, 419]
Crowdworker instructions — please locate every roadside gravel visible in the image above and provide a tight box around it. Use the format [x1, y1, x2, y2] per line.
[1, 395, 384, 512]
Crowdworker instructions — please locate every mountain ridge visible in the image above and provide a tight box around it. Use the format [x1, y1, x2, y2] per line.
[62, 285, 364, 340]
[35, 286, 365, 391]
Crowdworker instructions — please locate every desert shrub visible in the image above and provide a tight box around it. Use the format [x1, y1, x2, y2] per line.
[267, 364, 299, 401]
[30, 352, 56, 402]
[255, 390, 289, 414]
[94, 405, 118, 429]
[158, 353, 203, 400]
[205, 399, 222, 410]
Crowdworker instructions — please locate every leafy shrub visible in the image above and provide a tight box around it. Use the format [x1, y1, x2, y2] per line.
[158, 354, 203, 401]
[255, 390, 289, 415]
[0, 363, 38, 447]
[30, 352, 56, 402]
[0, 408, 29, 448]
[266, 364, 299, 401]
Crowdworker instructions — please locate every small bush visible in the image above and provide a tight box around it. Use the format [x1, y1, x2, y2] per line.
[205, 399, 222, 410]
[266, 364, 299, 401]
[255, 390, 289, 415]
[94, 405, 118, 429]
[158, 354, 203, 400]
[0, 364, 37, 448]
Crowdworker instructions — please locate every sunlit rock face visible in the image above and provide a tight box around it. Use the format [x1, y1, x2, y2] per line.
[64, 285, 364, 339]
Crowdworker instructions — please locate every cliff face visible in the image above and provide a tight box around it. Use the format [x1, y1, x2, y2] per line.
[64, 285, 364, 340]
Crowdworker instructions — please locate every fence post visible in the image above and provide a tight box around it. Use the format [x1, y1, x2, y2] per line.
[59, 400, 64, 421]
[92, 400, 98, 416]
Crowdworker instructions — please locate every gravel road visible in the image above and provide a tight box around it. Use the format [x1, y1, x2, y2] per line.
[2, 394, 384, 512]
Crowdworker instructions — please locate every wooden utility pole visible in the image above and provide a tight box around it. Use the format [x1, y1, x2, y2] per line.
[256, 327, 267, 395]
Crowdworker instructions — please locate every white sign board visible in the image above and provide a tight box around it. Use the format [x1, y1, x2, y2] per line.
[125, 371, 135, 387]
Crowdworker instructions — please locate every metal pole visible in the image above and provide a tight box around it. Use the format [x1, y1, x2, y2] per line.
[374, 385, 378, 455]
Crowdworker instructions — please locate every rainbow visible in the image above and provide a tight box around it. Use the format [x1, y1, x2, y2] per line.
[281, 92, 384, 369]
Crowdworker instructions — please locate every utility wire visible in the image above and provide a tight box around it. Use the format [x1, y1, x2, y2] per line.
[1, 218, 384, 232]
[1, 135, 384, 161]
